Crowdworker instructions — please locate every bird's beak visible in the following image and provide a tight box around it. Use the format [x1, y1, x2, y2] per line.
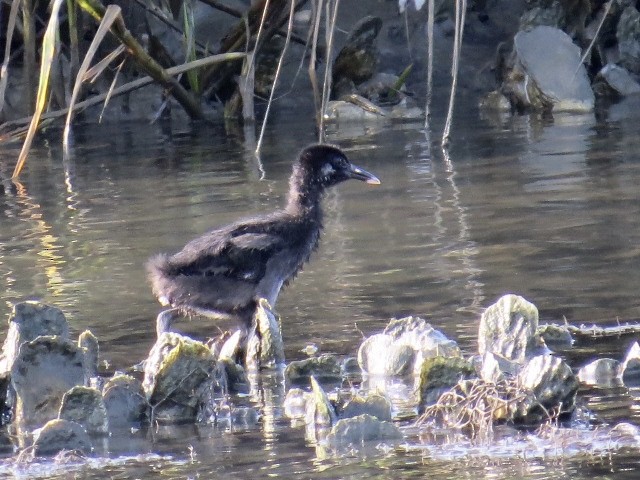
[349, 164, 381, 185]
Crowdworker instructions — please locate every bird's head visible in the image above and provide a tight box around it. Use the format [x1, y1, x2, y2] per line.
[297, 144, 380, 189]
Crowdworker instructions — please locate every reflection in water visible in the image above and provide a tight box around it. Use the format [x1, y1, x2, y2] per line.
[1, 103, 640, 477]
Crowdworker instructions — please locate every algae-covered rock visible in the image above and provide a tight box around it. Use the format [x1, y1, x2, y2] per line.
[478, 294, 545, 364]
[577, 358, 621, 387]
[78, 330, 99, 381]
[418, 356, 476, 407]
[504, 26, 594, 111]
[537, 324, 573, 350]
[11, 336, 85, 428]
[325, 413, 402, 447]
[1, 301, 69, 372]
[245, 299, 285, 372]
[32, 418, 92, 456]
[59, 386, 108, 435]
[143, 332, 219, 423]
[478, 351, 520, 384]
[305, 376, 337, 428]
[102, 374, 148, 427]
[339, 393, 392, 422]
[515, 354, 578, 424]
[285, 354, 342, 386]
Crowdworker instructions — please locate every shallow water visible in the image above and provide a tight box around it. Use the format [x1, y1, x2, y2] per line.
[2, 98, 640, 477]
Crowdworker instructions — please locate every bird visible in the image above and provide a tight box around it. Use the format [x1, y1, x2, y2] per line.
[147, 143, 380, 337]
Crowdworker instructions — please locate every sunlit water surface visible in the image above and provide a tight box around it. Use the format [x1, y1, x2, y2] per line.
[2, 98, 640, 478]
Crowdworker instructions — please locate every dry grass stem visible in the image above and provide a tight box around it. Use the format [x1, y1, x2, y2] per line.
[256, 0, 297, 154]
[441, 0, 466, 147]
[0, 0, 22, 116]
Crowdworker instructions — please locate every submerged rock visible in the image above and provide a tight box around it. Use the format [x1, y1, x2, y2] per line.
[418, 356, 476, 407]
[58, 386, 108, 435]
[504, 26, 594, 111]
[143, 332, 219, 423]
[324, 413, 402, 447]
[32, 418, 91, 456]
[478, 294, 545, 364]
[245, 299, 285, 372]
[284, 387, 309, 421]
[285, 354, 342, 386]
[11, 336, 85, 428]
[0, 301, 69, 372]
[577, 358, 622, 387]
[339, 393, 393, 422]
[102, 374, 148, 427]
[515, 354, 578, 424]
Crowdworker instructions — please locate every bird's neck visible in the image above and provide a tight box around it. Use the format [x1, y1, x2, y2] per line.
[285, 173, 324, 221]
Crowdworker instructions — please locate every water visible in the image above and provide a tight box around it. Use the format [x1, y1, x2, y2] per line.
[2, 98, 640, 477]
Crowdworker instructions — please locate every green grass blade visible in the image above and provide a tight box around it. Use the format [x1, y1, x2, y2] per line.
[13, 0, 65, 179]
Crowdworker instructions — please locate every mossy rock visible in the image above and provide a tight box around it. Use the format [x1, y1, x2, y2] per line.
[418, 356, 476, 407]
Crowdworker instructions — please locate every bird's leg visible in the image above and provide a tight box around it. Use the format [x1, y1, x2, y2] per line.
[156, 308, 182, 337]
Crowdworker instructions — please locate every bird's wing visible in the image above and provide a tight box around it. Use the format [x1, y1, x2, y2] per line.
[166, 222, 289, 284]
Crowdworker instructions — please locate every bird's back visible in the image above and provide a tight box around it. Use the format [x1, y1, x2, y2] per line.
[146, 210, 321, 320]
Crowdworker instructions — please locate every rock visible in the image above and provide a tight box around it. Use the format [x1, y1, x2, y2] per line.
[504, 26, 594, 111]
[577, 358, 621, 387]
[515, 354, 578, 424]
[32, 418, 91, 456]
[478, 294, 545, 363]
[305, 376, 337, 428]
[479, 91, 512, 111]
[332, 16, 383, 91]
[341, 357, 361, 377]
[284, 387, 309, 421]
[0, 301, 69, 372]
[11, 336, 85, 428]
[339, 393, 393, 422]
[219, 358, 247, 394]
[358, 73, 402, 104]
[216, 401, 260, 429]
[593, 63, 640, 97]
[418, 356, 476, 407]
[58, 386, 108, 435]
[388, 97, 425, 120]
[245, 299, 285, 372]
[358, 333, 415, 376]
[478, 351, 520, 383]
[537, 324, 574, 350]
[143, 332, 219, 423]
[324, 100, 386, 122]
[617, 6, 640, 74]
[285, 354, 342, 386]
[78, 330, 99, 381]
[519, 3, 565, 31]
[102, 375, 148, 427]
[620, 341, 640, 386]
[358, 317, 460, 377]
[324, 414, 402, 447]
